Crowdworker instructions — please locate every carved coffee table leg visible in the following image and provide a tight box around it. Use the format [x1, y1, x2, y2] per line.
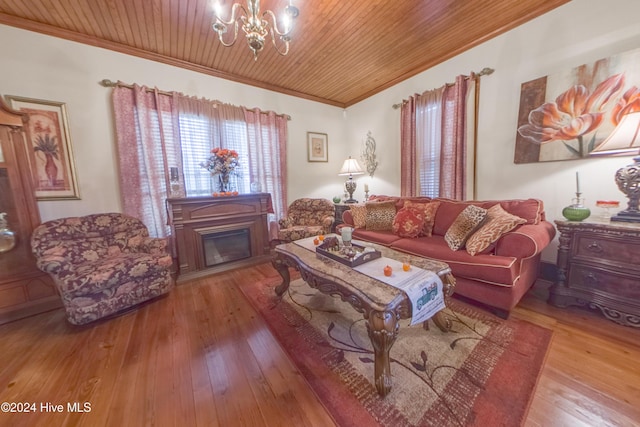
[430, 272, 455, 332]
[366, 310, 399, 397]
[271, 256, 291, 296]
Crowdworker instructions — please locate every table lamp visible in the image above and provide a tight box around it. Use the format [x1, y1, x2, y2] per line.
[590, 111, 640, 222]
[338, 157, 364, 203]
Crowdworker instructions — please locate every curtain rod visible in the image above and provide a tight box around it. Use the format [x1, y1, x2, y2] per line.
[391, 67, 495, 109]
[99, 79, 292, 120]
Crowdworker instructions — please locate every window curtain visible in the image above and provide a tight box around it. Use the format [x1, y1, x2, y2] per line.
[416, 87, 444, 197]
[440, 75, 472, 200]
[243, 107, 288, 240]
[112, 85, 184, 238]
[400, 74, 474, 200]
[400, 96, 417, 196]
[113, 86, 288, 241]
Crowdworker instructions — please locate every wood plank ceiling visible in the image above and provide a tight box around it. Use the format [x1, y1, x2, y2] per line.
[0, 0, 570, 108]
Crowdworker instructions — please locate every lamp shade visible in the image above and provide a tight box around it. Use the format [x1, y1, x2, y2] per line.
[338, 157, 364, 176]
[590, 111, 640, 156]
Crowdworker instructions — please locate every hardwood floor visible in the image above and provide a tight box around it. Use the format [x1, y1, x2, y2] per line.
[1, 263, 639, 427]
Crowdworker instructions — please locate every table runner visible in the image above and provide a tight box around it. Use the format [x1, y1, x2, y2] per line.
[293, 235, 444, 325]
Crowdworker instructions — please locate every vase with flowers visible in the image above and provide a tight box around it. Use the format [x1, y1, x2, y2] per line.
[200, 147, 240, 193]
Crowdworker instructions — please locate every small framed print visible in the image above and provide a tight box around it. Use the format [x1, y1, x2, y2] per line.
[307, 132, 328, 162]
[6, 96, 80, 200]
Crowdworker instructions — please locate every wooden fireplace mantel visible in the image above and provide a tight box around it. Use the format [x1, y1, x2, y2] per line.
[167, 193, 273, 283]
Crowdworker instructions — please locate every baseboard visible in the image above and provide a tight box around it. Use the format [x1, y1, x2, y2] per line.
[539, 261, 557, 283]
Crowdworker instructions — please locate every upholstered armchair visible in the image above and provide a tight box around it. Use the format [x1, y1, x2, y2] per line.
[31, 213, 174, 325]
[277, 198, 335, 242]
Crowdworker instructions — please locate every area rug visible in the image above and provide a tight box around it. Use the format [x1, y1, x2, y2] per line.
[240, 276, 552, 427]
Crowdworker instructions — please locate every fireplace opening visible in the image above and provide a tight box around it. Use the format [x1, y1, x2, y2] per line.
[202, 228, 251, 268]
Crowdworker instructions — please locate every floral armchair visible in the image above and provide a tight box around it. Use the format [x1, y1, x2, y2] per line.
[31, 213, 174, 325]
[277, 198, 335, 242]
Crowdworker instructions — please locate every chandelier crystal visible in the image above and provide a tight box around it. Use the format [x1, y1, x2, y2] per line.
[212, 0, 299, 60]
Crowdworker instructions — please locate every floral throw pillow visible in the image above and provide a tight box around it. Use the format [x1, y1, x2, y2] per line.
[365, 200, 397, 231]
[348, 204, 367, 228]
[392, 207, 425, 238]
[466, 204, 527, 255]
[444, 205, 488, 251]
[403, 200, 441, 237]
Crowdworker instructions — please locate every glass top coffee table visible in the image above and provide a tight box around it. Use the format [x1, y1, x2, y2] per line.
[272, 239, 456, 397]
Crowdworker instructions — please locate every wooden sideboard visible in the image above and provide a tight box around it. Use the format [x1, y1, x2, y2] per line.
[550, 219, 640, 327]
[167, 194, 273, 283]
[331, 203, 351, 233]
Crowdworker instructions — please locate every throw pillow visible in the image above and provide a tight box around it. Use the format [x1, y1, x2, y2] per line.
[392, 207, 425, 238]
[403, 200, 441, 237]
[466, 204, 527, 256]
[348, 204, 367, 228]
[365, 200, 397, 231]
[444, 205, 488, 251]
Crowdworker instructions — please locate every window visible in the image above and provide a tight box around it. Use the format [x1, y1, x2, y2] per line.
[179, 113, 250, 196]
[416, 96, 442, 197]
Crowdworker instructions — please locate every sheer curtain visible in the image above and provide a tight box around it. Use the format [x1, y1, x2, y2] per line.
[400, 74, 474, 199]
[113, 86, 288, 239]
[176, 96, 248, 196]
[243, 107, 288, 239]
[112, 85, 184, 238]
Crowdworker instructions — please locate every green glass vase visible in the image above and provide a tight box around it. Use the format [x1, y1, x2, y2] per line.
[562, 197, 591, 221]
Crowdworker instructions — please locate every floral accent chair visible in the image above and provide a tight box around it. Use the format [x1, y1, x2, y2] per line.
[31, 213, 174, 325]
[277, 198, 335, 242]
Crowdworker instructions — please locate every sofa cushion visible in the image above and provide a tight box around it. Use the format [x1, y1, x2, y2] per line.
[365, 200, 397, 231]
[61, 252, 173, 297]
[433, 199, 543, 235]
[349, 204, 368, 228]
[390, 236, 521, 287]
[444, 205, 488, 251]
[392, 207, 425, 238]
[404, 200, 441, 237]
[466, 204, 527, 256]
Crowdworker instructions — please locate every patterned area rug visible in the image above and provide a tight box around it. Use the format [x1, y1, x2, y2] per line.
[240, 276, 552, 427]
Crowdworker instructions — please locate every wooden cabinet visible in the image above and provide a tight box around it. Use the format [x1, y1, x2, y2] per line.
[167, 194, 273, 283]
[550, 219, 640, 327]
[0, 98, 60, 324]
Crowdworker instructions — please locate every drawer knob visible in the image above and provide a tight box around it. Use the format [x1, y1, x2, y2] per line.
[584, 272, 599, 285]
[587, 241, 603, 253]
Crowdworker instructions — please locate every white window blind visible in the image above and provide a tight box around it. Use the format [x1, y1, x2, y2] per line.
[179, 113, 250, 196]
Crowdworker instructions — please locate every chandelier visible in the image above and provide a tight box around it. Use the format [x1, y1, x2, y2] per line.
[212, 0, 299, 60]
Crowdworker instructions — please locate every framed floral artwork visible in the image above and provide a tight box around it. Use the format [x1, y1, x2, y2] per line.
[307, 132, 328, 162]
[6, 96, 80, 199]
[514, 47, 640, 163]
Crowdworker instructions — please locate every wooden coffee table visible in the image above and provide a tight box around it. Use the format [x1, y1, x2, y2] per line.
[271, 240, 456, 397]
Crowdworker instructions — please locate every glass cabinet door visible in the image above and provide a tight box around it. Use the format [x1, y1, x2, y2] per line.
[0, 145, 34, 278]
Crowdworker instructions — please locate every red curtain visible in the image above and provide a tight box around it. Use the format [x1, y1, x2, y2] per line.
[400, 75, 473, 200]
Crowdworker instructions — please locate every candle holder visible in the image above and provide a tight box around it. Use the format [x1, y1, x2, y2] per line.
[562, 192, 591, 221]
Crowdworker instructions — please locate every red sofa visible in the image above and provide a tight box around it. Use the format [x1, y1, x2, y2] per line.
[340, 195, 556, 317]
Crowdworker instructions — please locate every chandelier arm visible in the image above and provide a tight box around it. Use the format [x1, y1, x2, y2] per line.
[216, 21, 240, 47]
[215, 3, 247, 26]
[262, 9, 292, 37]
[269, 27, 290, 56]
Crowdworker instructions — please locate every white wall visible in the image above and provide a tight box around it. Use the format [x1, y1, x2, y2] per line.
[0, 24, 347, 221]
[2, 0, 640, 263]
[346, 0, 640, 261]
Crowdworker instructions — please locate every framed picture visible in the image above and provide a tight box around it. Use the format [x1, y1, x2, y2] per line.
[307, 132, 328, 162]
[6, 96, 80, 200]
[514, 47, 640, 163]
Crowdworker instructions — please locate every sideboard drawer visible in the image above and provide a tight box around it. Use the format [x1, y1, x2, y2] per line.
[568, 264, 640, 302]
[575, 232, 640, 265]
[551, 219, 640, 327]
